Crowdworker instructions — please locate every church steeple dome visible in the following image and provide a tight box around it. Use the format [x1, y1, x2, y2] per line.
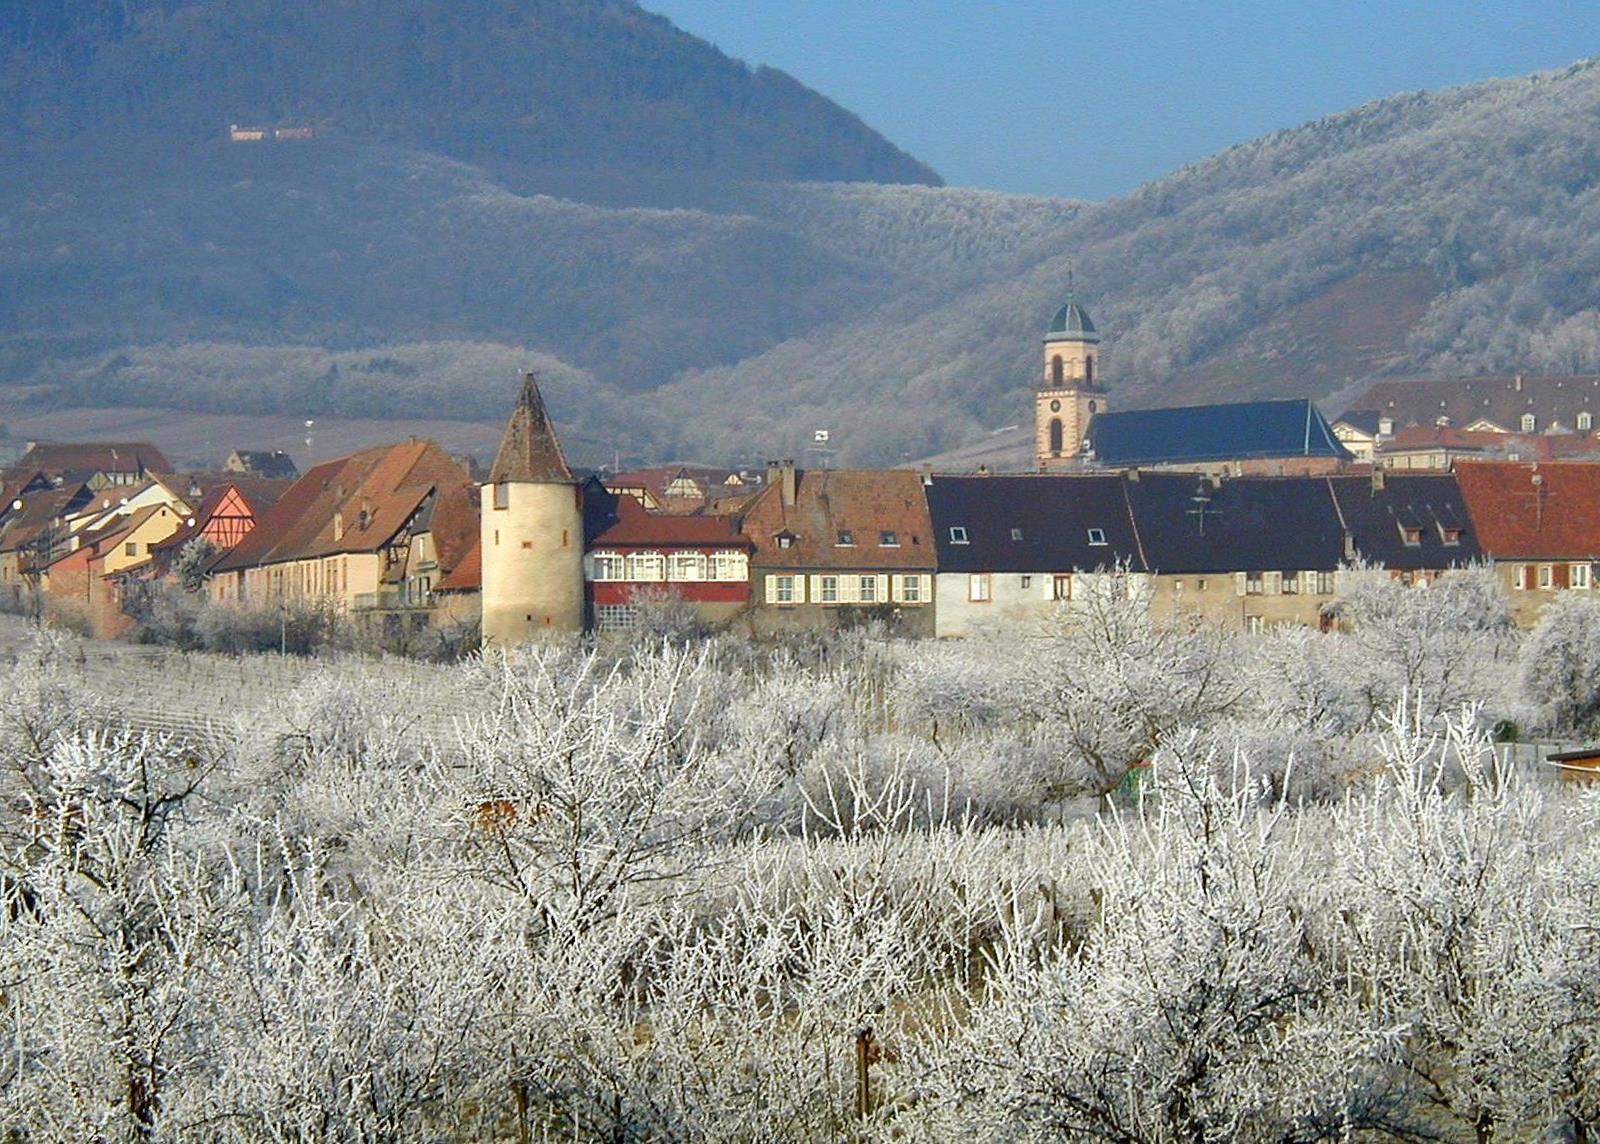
[1047, 295, 1099, 344]
[1035, 283, 1107, 470]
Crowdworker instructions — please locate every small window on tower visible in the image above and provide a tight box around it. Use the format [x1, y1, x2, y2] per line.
[493, 482, 509, 510]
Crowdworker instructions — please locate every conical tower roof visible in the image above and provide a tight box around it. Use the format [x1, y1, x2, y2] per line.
[488, 372, 574, 484]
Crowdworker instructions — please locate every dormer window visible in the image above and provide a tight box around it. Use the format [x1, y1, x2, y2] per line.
[879, 530, 899, 546]
[1582, 411, 1595, 432]
[1400, 525, 1423, 547]
[949, 527, 969, 545]
[835, 530, 855, 547]
[1010, 528, 1024, 541]
[1521, 413, 1537, 432]
[775, 531, 796, 550]
[1087, 528, 1107, 546]
[1439, 524, 1463, 546]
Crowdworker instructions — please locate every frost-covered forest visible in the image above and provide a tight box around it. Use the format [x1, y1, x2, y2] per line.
[9, 568, 1600, 1141]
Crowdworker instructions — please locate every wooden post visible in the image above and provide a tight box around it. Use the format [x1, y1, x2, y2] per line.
[854, 1025, 875, 1121]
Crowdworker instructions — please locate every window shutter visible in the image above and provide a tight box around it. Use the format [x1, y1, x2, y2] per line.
[808, 575, 823, 603]
[1555, 563, 1571, 589]
[919, 575, 932, 603]
[876, 574, 889, 602]
[891, 575, 904, 603]
[1264, 571, 1282, 595]
[1235, 572, 1247, 597]
[764, 575, 777, 604]
[837, 575, 855, 603]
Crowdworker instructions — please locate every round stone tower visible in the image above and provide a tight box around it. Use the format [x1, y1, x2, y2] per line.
[1035, 293, 1107, 470]
[480, 371, 585, 645]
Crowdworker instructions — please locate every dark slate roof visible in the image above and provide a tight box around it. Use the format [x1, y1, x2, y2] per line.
[1124, 473, 1346, 573]
[1086, 399, 1354, 468]
[1327, 473, 1483, 570]
[926, 474, 1144, 573]
[1334, 409, 1382, 435]
[488, 372, 573, 485]
[1047, 296, 1098, 342]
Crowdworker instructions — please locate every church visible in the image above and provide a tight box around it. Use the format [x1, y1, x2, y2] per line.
[1030, 292, 1352, 475]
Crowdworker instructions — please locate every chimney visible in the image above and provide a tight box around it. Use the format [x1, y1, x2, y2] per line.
[1126, 466, 1140, 482]
[1344, 531, 1356, 560]
[1515, 373, 1524, 393]
[780, 459, 797, 507]
[1371, 467, 1385, 494]
[977, 464, 990, 476]
[921, 463, 933, 487]
[765, 459, 781, 489]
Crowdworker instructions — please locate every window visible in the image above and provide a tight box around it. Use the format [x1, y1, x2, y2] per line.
[969, 573, 991, 602]
[1514, 564, 1528, 591]
[1574, 564, 1593, 590]
[710, 551, 748, 581]
[1539, 564, 1555, 589]
[949, 527, 969, 544]
[776, 531, 796, 550]
[1049, 419, 1064, 456]
[1085, 357, 1094, 384]
[1315, 571, 1335, 595]
[836, 530, 855, 547]
[594, 604, 639, 632]
[1051, 355, 1064, 385]
[669, 553, 707, 581]
[1087, 528, 1107, 546]
[1400, 526, 1423, 547]
[1020, 575, 1032, 589]
[1522, 413, 1537, 432]
[819, 575, 839, 603]
[773, 575, 798, 604]
[591, 553, 625, 580]
[1197, 578, 1208, 592]
[627, 553, 664, 581]
[899, 575, 923, 602]
[859, 575, 879, 603]
[124, 541, 138, 557]
[1582, 411, 1594, 432]
[1245, 572, 1264, 595]
[1010, 528, 1024, 542]
[1282, 571, 1300, 595]
[1439, 525, 1462, 546]
[880, 530, 898, 546]
[493, 482, 509, 510]
[1053, 574, 1072, 601]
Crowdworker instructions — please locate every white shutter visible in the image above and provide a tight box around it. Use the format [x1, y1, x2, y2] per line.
[764, 575, 777, 604]
[876, 574, 889, 603]
[808, 575, 823, 603]
[891, 575, 904, 603]
[1264, 571, 1282, 596]
[841, 575, 859, 603]
[919, 575, 932, 604]
[1235, 571, 1248, 597]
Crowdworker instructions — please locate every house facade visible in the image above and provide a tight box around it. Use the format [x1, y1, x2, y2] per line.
[738, 463, 935, 636]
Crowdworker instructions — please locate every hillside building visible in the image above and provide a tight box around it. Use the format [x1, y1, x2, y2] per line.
[479, 372, 585, 644]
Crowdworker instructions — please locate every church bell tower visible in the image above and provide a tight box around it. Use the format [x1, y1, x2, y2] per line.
[1035, 289, 1106, 470]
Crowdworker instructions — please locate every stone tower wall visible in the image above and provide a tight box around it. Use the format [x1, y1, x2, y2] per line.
[480, 480, 584, 644]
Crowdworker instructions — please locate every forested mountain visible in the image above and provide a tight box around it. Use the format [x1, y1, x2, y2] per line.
[3, 4, 1600, 467]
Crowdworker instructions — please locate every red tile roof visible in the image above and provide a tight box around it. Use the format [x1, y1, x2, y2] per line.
[590, 493, 749, 549]
[1455, 461, 1600, 559]
[9, 442, 172, 478]
[436, 538, 481, 593]
[738, 469, 934, 570]
[212, 440, 473, 572]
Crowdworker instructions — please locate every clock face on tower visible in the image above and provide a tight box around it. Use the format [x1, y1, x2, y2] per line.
[1049, 400, 1061, 412]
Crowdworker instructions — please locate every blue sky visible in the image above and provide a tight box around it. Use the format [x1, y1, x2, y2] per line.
[646, 1, 1600, 200]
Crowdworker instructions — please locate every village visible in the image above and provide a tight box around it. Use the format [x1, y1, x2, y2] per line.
[1, 295, 1597, 649]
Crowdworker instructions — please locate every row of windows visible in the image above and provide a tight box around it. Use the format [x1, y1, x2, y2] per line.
[1236, 571, 1339, 597]
[589, 551, 749, 582]
[765, 574, 929, 605]
[1513, 563, 1593, 590]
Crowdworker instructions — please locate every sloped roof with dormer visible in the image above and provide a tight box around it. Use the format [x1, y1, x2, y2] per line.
[1086, 399, 1353, 468]
[9, 441, 172, 480]
[927, 474, 1143, 573]
[212, 439, 473, 572]
[488, 372, 573, 485]
[1348, 375, 1600, 438]
[1327, 473, 1482, 570]
[737, 470, 934, 571]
